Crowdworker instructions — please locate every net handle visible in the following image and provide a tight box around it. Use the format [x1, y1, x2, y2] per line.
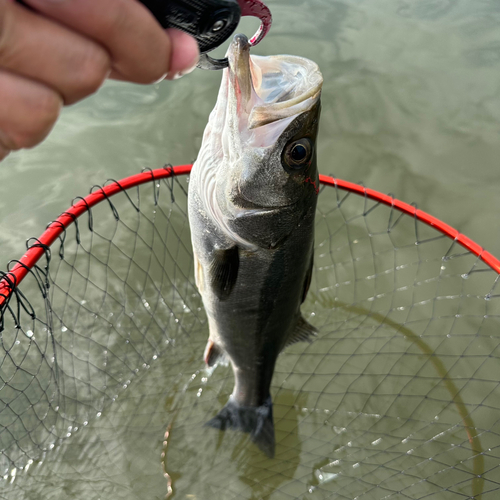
[1, 166, 499, 308]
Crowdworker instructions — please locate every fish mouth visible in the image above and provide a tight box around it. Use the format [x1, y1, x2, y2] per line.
[196, 36, 323, 247]
[232, 190, 297, 212]
[224, 34, 323, 143]
[228, 34, 254, 110]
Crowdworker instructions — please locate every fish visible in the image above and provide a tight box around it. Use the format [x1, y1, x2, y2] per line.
[187, 33, 323, 458]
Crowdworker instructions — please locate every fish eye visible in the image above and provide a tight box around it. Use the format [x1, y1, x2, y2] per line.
[283, 138, 313, 171]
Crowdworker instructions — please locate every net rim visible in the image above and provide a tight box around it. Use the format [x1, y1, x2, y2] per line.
[1, 163, 499, 308]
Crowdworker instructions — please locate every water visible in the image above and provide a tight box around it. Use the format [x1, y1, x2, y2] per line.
[3, 173, 498, 499]
[1, 0, 500, 498]
[2, 0, 500, 261]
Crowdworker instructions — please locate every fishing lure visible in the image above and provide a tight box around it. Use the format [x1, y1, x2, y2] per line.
[15, 0, 272, 71]
[140, 0, 272, 70]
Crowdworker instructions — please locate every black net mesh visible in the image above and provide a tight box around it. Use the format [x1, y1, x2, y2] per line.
[0, 171, 499, 499]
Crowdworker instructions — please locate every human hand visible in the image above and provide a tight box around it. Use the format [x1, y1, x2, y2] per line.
[0, 0, 200, 160]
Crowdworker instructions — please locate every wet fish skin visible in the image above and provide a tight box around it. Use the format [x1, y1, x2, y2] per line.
[188, 35, 322, 457]
[223, 102, 321, 250]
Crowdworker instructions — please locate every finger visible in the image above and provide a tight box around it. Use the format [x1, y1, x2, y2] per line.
[0, 144, 9, 161]
[109, 28, 200, 82]
[0, 69, 62, 156]
[164, 29, 200, 80]
[22, 0, 200, 84]
[0, 1, 111, 104]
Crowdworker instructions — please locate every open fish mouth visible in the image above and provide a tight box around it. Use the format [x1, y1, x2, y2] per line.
[201, 32, 323, 163]
[223, 33, 323, 146]
[212, 33, 323, 220]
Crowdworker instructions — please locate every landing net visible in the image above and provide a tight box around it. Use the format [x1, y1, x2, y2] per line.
[0, 166, 499, 499]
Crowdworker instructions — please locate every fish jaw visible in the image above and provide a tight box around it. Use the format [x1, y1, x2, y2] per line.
[222, 34, 323, 153]
[227, 34, 259, 117]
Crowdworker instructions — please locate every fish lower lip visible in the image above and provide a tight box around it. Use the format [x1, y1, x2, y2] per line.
[233, 196, 295, 211]
[233, 190, 296, 211]
[235, 207, 280, 217]
[233, 201, 297, 219]
[232, 34, 250, 51]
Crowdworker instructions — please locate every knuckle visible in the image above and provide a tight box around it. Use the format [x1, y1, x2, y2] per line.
[68, 44, 110, 102]
[0, 135, 11, 160]
[14, 90, 61, 148]
[33, 89, 61, 127]
[0, 1, 13, 61]
[0, 148, 9, 161]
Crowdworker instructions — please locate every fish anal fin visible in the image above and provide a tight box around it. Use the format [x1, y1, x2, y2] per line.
[284, 315, 318, 349]
[209, 246, 239, 300]
[204, 339, 224, 367]
[205, 396, 275, 458]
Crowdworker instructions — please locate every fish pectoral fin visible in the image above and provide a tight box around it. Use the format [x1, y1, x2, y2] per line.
[208, 246, 239, 300]
[204, 339, 225, 367]
[194, 251, 204, 293]
[205, 396, 275, 458]
[284, 315, 318, 349]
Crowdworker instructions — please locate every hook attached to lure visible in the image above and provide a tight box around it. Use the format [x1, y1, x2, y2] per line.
[196, 0, 273, 70]
[138, 0, 272, 70]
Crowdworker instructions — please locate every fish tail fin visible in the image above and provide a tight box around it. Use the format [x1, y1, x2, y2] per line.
[205, 396, 275, 458]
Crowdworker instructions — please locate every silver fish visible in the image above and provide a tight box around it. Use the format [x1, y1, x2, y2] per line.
[188, 34, 323, 457]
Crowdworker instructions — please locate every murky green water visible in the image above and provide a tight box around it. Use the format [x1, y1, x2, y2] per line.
[1, 1, 500, 499]
[2, 0, 500, 261]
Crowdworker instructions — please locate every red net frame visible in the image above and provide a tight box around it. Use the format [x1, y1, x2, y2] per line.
[1, 165, 500, 499]
[1, 164, 499, 304]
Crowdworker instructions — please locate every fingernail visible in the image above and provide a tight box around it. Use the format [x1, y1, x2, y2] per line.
[167, 61, 198, 80]
[165, 28, 200, 80]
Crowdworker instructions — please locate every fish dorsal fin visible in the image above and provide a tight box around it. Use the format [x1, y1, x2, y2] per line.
[209, 247, 239, 300]
[284, 315, 318, 349]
